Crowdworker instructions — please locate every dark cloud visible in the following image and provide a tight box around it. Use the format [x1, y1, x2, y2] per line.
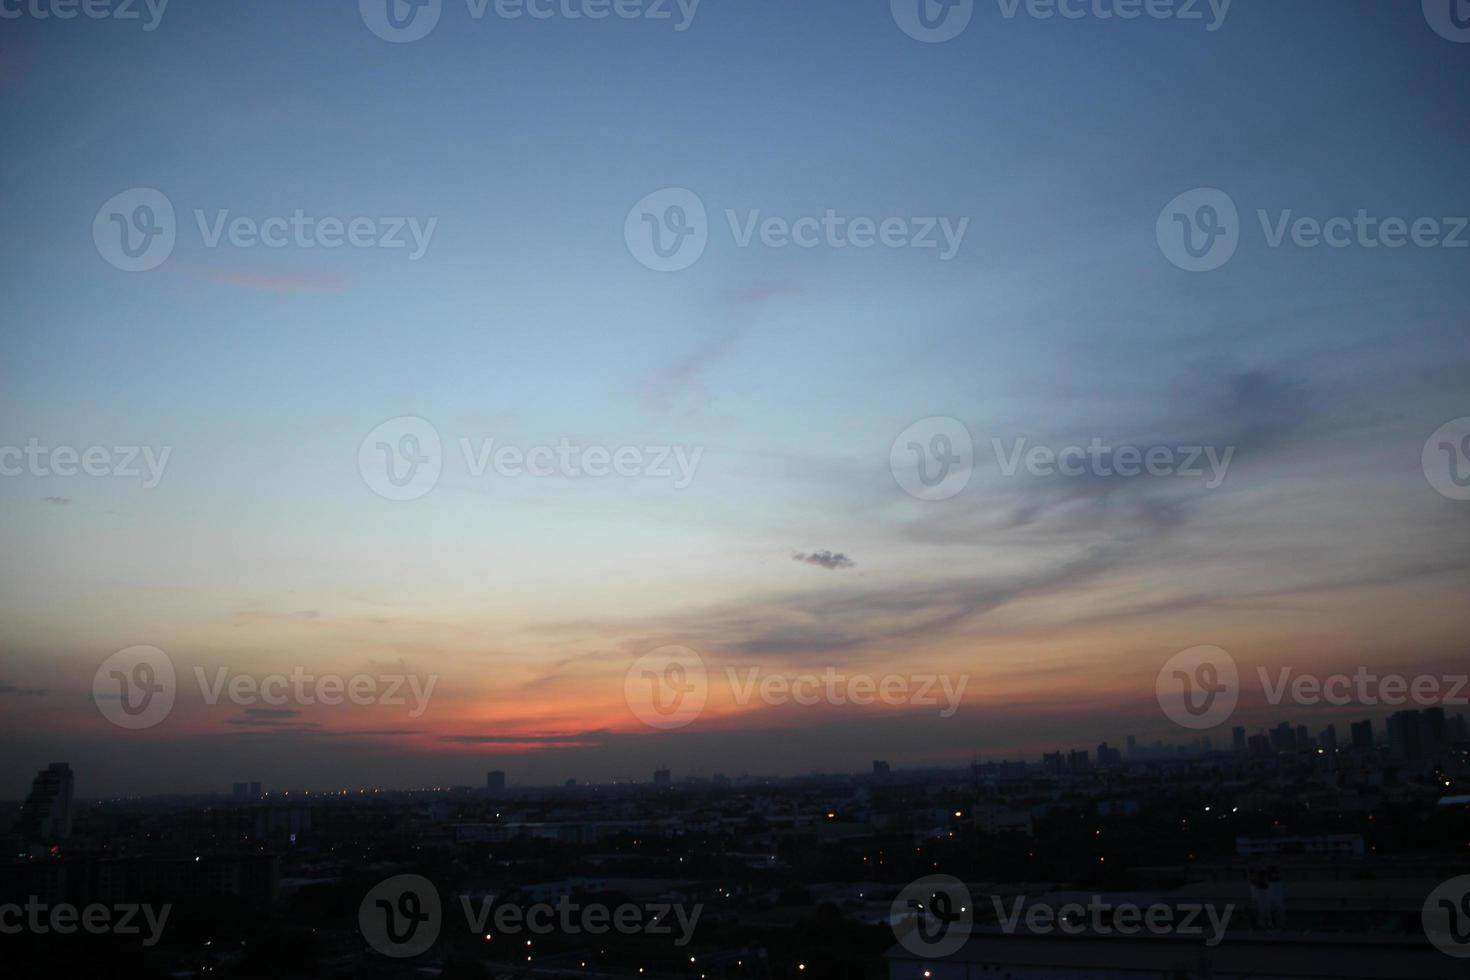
[793, 550, 855, 571]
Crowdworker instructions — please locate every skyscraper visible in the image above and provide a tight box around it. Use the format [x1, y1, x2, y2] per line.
[19, 763, 74, 842]
[1233, 726, 1247, 754]
[1351, 719, 1374, 750]
[1388, 710, 1426, 760]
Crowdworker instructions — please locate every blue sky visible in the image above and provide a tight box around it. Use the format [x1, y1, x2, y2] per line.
[1, 0, 1468, 795]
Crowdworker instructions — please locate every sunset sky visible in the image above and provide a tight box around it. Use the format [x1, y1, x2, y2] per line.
[2, 0, 1468, 797]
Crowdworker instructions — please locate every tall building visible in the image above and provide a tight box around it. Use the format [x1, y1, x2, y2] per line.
[1387, 710, 1426, 760]
[1350, 719, 1374, 750]
[1321, 724, 1337, 751]
[486, 770, 506, 793]
[19, 763, 74, 842]
[652, 768, 671, 788]
[872, 760, 891, 779]
[1423, 707, 1448, 757]
[1233, 726, 1247, 754]
[1271, 722, 1296, 752]
[1125, 735, 1137, 758]
[1096, 742, 1122, 767]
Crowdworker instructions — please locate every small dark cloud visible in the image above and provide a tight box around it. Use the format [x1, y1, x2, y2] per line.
[224, 708, 310, 728]
[793, 550, 855, 571]
[441, 730, 612, 747]
[44, 497, 70, 506]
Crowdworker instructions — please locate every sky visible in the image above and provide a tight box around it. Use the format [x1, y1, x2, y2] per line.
[1, 0, 1468, 798]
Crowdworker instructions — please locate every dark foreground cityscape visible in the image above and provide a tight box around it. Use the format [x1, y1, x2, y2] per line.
[8, 705, 1470, 977]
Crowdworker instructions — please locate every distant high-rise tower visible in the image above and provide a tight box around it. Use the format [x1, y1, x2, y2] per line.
[872, 760, 891, 779]
[1321, 724, 1338, 752]
[19, 763, 74, 842]
[1351, 719, 1374, 751]
[1388, 710, 1426, 760]
[486, 770, 506, 793]
[1233, 726, 1247, 754]
[1125, 735, 1137, 758]
[653, 768, 672, 788]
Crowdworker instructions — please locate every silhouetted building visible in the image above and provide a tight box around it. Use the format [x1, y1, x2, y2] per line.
[18, 763, 73, 843]
[1351, 719, 1374, 750]
[653, 768, 671, 788]
[1233, 726, 1247, 754]
[1388, 710, 1426, 760]
[872, 760, 890, 779]
[1321, 724, 1337, 752]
